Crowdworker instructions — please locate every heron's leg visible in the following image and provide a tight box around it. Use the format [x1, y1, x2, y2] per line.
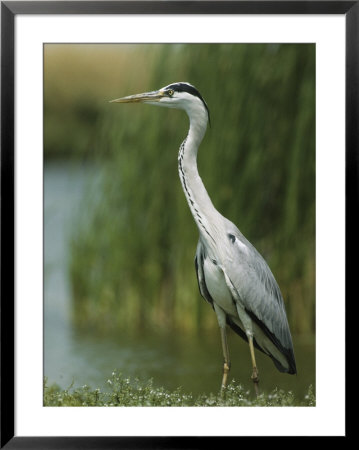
[248, 335, 259, 396]
[219, 326, 231, 390]
[234, 303, 260, 396]
[213, 304, 231, 390]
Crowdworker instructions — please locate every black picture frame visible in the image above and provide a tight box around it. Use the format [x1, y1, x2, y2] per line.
[1, 1, 354, 447]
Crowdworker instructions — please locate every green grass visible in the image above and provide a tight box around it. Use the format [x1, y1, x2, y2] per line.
[44, 372, 315, 407]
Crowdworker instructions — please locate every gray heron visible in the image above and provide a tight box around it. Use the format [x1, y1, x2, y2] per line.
[110, 82, 296, 393]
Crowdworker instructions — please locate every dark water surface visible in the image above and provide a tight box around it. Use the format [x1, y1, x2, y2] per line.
[44, 161, 315, 398]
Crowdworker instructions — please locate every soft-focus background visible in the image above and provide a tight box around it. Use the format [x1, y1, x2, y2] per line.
[44, 43, 315, 398]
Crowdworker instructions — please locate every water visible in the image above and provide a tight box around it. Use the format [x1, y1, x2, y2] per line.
[44, 161, 315, 398]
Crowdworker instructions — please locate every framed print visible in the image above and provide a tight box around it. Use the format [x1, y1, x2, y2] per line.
[1, 1, 354, 446]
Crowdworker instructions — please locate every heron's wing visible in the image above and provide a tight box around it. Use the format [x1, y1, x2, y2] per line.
[221, 221, 296, 370]
[194, 240, 214, 309]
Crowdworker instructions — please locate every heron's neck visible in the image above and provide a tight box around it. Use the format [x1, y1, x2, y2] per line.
[178, 110, 222, 245]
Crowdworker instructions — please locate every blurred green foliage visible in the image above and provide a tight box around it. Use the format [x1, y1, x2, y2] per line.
[45, 44, 315, 336]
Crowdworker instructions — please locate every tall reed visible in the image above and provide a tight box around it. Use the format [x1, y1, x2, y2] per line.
[46, 44, 315, 336]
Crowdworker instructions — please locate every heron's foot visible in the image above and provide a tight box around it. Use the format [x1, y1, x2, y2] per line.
[251, 367, 259, 396]
[251, 366, 259, 383]
[221, 361, 231, 391]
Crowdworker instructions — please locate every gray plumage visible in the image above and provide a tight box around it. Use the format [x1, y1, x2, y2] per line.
[195, 222, 296, 374]
[111, 81, 296, 390]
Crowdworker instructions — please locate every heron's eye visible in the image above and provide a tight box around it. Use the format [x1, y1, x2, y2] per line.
[167, 89, 174, 97]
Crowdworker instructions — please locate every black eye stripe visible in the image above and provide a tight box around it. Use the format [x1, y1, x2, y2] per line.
[166, 83, 211, 125]
[167, 83, 204, 102]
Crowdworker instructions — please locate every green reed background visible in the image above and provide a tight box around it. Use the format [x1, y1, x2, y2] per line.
[45, 43, 315, 337]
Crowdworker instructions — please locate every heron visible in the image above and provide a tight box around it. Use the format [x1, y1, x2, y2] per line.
[110, 82, 296, 394]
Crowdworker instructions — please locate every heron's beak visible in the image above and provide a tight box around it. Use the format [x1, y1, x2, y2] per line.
[109, 90, 165, 104]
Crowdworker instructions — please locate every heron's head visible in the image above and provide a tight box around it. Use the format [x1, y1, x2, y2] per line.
[110, 82, 210, 126]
